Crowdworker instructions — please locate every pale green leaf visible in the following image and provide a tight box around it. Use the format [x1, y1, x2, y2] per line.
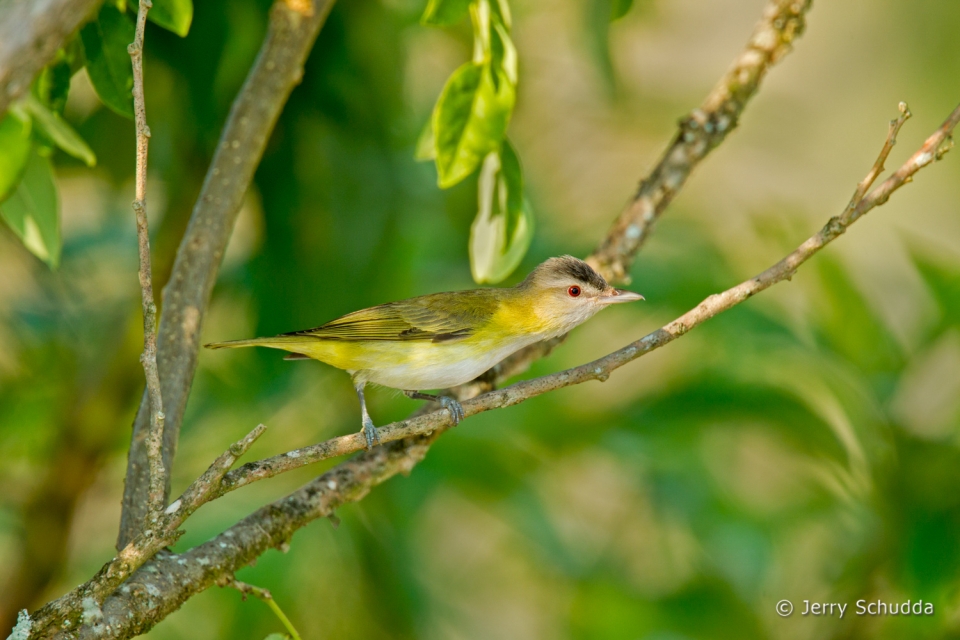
[141, 0, 193, 37]
[470, 144, 533, 283]
[21, 94, 96, 166]
[0, 112, 32, 203]
[492, 0, 512, 28]
[470, 0, 492, 64]
[80, 4, 135, 118]
[492, 20, 517, 85]
[432, 62, 515, 188]
[415, 119, 435, 161]
[498, 138, 523, 236]
[420, 0, 470, 26]
[262, 635, 290, 640]
[0, 150, 61, 268]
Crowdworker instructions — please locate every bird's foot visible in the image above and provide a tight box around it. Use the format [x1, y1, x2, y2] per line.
[438, 396, 465, 425]
[361, 417, 380, 450]
[405, 390, 465, 425]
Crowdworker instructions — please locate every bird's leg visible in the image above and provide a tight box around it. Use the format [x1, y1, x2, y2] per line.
[404, 390, 465, 425]
[355, 381, 380, 449]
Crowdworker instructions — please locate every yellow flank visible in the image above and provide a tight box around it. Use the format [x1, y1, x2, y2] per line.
[277, 338, 371, 371]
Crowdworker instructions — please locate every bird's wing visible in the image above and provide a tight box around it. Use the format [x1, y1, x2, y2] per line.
[286, 290, 501, 343]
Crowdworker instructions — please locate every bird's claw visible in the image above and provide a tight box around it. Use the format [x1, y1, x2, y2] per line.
[361, 417, 380, 450]
[439, 396, 465, 425]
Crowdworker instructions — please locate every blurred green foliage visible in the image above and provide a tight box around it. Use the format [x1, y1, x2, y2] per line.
[0, 0, 192, 265]
[1, 0, 960, 639]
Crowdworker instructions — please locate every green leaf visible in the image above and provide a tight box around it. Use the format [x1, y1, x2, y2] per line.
[0, 150, 61, 268]
[41, 62, 74, 115]
[586, 0, 618, 96]
[21, 94, 96, 166]
[498, 138, 523, 236]
[80, 3, 135, 118]
[610, 0, 633, 20]
[414, 119, 435, 161]
[262, 635, 290, 640]
[470, 142, 533, 283]
[432, 62, 515, 188]
[0, 112, 33, 203]
[491, 0, 512, 29]
[36, 47, 78, 115]
[492, 19, 517, 85]
[63, 37, 88, 75]
[420, 0, 470, 26]
[470, 0, 492, 63]
[141, 0, 193, 37]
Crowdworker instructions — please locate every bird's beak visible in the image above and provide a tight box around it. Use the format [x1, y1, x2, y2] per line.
[599, 288, 645, 304]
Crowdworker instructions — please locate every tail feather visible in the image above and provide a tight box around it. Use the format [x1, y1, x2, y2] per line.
[205, 335, 349, 369]
[204, 336, 313, 350]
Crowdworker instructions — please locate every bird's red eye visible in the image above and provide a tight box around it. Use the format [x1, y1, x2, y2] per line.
[568, 285, 581, 297]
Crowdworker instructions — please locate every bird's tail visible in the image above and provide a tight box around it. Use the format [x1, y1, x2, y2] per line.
[205, 336, 334, 363]
[205, 336, 311, 352]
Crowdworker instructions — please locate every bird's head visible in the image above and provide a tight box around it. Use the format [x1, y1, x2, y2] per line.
[517, 256, 644, 334]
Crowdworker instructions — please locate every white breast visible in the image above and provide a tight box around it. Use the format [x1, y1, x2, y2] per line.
[355, 335, 544, 390]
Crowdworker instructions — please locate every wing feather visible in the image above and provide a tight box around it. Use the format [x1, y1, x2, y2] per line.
[284, 290, 500, 343]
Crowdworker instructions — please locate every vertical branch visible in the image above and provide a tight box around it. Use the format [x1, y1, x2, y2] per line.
[118, 0, 337, 549]
[127, 0, 166, 515]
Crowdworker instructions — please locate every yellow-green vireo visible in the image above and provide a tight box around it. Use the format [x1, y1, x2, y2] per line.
[206, 256, 644, 448]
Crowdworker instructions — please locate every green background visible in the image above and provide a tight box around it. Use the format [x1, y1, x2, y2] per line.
[2, 0, 960, 638]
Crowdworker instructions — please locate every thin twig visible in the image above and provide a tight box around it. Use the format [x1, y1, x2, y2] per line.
[164, 424, 268, 528]
[845, 101, 911, 212]
[226, 580, 303, 640]
[118, 0, 337, 549]
[589, 0, 812, 283]
[105, 424, 268, 593]
[127, 0, 166, 516]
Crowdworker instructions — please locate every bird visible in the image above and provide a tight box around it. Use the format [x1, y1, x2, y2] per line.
[205, 256, 644, 449]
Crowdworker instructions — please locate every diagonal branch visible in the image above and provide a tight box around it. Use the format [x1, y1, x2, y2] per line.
[589, 0, 811, 283]
[52, 101, 960, 640]
[118, 0, 337, 548]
